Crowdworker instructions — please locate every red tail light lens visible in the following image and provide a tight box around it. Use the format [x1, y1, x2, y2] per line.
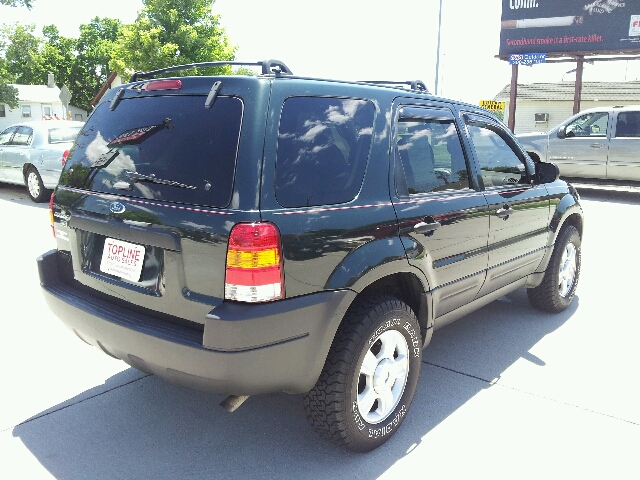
[225, 223, 284, 303]
[61, 149, 70, 167]
[145, 79, 182, 91]
[49, 193, 56, 238]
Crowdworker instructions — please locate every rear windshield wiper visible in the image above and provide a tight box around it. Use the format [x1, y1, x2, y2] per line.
[126, 171, 197, 189]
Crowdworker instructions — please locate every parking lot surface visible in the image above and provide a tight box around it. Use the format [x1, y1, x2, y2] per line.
[0, 182, 638, 479]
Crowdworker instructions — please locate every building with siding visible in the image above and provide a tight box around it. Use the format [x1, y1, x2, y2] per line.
[0, 74, 88, 130]
[493, 81, 640, 134]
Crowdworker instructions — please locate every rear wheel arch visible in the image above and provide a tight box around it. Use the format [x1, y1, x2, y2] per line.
[350, 271, 430, 345]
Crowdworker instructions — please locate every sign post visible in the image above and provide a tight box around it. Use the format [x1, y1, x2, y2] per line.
[59, 85, 71, 120]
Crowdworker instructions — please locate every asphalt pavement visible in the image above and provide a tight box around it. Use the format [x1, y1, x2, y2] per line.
[0, 182, 638, 479]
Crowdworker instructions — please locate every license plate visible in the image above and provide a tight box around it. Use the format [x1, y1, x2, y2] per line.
[100, 238, 146, 282]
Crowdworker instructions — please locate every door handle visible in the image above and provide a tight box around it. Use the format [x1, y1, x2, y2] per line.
[495, 205, 513, 219]
[590, 143, 605, 148]
[414, 220, 441, 234]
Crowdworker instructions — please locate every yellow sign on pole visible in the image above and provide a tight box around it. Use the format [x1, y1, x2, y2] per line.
[479, 100, 505, 111]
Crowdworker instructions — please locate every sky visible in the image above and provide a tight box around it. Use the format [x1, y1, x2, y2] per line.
[2, 0, 640, 105]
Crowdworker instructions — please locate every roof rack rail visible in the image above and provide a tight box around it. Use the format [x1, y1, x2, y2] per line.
[129, 59, 293, 82]
[360, 80, 430, 93]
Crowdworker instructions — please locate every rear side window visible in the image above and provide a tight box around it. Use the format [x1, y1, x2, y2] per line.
[0, 127, 16, 145]
[60, 95, 242, 208]
[11, 126, 33, 146]
[615, 111, 640, 137]
[275, 97, 375, 207]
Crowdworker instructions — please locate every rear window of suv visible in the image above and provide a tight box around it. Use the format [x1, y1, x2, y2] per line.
[60, 95, 243, 208]
[275, 96, 375, 207]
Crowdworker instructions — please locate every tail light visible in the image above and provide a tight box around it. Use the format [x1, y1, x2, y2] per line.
[61, 149, 70, 167]
[225, 223, 284, 303]
[49, 193, 56, 238]
[145, 79, 182, 91]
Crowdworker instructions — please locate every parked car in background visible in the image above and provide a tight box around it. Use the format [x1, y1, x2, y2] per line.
[517, 106, 640, 182]
[0, 120, 84, 202]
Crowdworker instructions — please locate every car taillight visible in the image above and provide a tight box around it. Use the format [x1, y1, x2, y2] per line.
[145, 79, 182, 91]
[225, 222, 284, 303]
[49, 193, 56, 238]
[61, 149, 70, 167]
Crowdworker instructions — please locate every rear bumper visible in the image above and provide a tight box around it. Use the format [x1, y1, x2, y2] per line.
[38, 249, 355, 395]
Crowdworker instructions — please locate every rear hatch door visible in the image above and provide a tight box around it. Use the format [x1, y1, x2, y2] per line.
[53, 77, 268, 324]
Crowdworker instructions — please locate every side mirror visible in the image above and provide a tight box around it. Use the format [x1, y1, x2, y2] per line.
[557, 126, 567, 139]
[535, 162, 560, 184]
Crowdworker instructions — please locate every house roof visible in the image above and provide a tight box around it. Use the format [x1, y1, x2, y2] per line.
[494, 81, 640, 102]
[10, 84, 62, 103]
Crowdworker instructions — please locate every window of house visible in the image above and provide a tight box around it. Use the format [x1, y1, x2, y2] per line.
[0, 104, 5, 117]
[43, 105, 52, 117]
[75, 113, 83, 121]
[22, 105, 31, 118]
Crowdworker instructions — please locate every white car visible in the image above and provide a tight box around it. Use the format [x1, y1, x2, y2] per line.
[0, 120, 84, 202]
[517, 106, 640, 182]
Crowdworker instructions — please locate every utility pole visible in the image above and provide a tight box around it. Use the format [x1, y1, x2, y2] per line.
[434, 0, 443, 96]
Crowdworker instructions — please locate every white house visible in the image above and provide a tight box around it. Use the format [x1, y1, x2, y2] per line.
[0, 74, 88, 130]
[493, 81, 640, 134]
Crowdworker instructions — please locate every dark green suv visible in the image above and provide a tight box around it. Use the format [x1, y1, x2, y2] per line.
[38, 60, 583, 452]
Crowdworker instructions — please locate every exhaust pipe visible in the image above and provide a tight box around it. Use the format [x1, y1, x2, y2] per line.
[220, 395, 250, 412]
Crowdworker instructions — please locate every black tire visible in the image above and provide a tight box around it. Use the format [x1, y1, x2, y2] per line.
[304, 295, 422, 452]
[528, 225, 581, 313]
[25, 166, 47, 203]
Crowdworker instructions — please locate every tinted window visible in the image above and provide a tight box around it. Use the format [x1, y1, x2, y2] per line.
[615, 111, 640, 137]
[396, 118, 469, 195]
[11, 126, 33, 146]
[467, 123, 528, 188]
[49, 126, 82, 144]
[275, 97, 375, 207]
[60, 96, 242, 208]
[565, 112, 608, 137]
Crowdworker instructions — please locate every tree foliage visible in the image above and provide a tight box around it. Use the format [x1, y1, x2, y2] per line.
[1, 0, 33, 106]
[72, 17, 122, 110]
[1, 0, 237, 112]
[0, 0, 33, 8]
[110, 0, 236, 76]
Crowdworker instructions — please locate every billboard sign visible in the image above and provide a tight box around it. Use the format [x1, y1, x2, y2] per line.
[499, 0, 640, 56]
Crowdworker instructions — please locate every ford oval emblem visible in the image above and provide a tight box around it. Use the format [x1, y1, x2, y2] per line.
[110, 201, 126, 214]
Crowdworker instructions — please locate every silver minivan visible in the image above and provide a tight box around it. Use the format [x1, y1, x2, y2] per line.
[0, 120, 84, 202]
[517, 106, 640, 182]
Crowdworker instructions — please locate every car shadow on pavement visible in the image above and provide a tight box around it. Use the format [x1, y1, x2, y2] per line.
[12, 288, 576, 479]
[575, 187, 640, 206]
[0, 183, 51, 209]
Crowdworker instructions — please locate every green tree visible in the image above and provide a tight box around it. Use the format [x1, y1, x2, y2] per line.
[1, 23, 43, 84]
[72, 17, 122, 111]
[0, 0, 33, 8]
[110, 0, 236, 76]
[1, 0, 33, 107]
[41, 25, 75, 88]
